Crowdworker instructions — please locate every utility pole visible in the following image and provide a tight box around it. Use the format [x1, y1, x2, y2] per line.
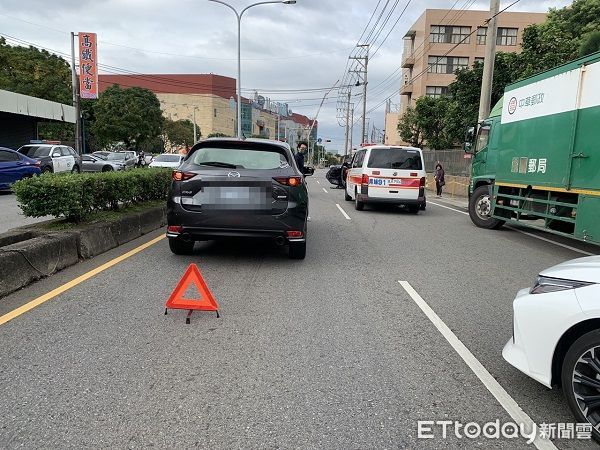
[344, 90, 351, 156]
[193, 107, 197, 144]
[350, 44, 369, 146]
[70, 32, 82, 154]
[478, 0, 500, 122]
[349, 103, 355, 154]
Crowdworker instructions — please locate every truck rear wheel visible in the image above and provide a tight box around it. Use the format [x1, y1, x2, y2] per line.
[469, 185, 505, 230]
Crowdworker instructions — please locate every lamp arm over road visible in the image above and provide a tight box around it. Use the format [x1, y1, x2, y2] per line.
[207, 0, 296, 138]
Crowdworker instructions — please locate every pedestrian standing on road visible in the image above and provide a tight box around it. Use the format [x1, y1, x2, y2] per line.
[295, 142, 311, 221]
[295, 142, 307, 172]
[434, 163, 445, 198]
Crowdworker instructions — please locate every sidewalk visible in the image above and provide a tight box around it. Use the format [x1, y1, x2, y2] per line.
[426, 189, 469, 209]
[429, 194, 468, 209]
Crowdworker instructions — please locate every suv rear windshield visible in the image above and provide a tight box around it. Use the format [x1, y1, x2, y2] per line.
[18, 146, 51, 158]
[367, 148, 422, 170]
[191, 147, 290, 170]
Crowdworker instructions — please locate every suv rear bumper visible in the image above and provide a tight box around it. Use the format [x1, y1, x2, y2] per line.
[167, 227, 305, 242]
[357, 194, 425, 206]
[167, 200, 307, 242]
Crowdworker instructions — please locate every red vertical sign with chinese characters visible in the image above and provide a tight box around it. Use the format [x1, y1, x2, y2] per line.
[78, 32, 98, 99]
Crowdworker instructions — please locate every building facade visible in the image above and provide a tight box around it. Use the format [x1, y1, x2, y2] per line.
[384, 8, 546, 145]
[98, 74, 316, 145]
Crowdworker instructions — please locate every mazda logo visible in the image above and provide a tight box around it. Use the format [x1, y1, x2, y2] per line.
[227, 171, 241, 178]
[393, 172, 398, 176]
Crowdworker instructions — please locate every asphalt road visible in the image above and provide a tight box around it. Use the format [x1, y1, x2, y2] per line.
[0, 170, 598, 449]
[0, 191, 51, 233]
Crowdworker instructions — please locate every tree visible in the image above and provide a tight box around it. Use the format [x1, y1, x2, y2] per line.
[397, 106, 423, 147]
[579, 31, 600, 56]
[0, 38, 75, 144]
[413, 96, 454, 150]
[520, 0, 600, 76]
[443, 52, 522, 144]
[0, 37, 71, 103]
[91, 85, 163, 150]
[163, 118, 195, 147]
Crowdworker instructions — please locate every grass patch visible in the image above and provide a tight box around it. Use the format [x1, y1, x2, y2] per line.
[37, 200, 165, 231]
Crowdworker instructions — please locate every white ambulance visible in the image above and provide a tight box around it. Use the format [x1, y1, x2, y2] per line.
[344, 144, 426, 213]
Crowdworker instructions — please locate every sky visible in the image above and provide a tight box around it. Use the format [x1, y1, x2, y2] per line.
[1, 0, 572, 153]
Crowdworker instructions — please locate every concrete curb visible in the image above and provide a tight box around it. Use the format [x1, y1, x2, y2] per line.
[0, 205, 166, 299]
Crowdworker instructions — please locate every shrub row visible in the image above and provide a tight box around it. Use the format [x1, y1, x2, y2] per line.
[13, 169, 172, 222]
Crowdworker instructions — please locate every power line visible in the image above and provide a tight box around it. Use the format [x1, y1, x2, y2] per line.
[0, 12, 354, 62]
[1, 33, 341, 96]
[370, 0, 414, 59]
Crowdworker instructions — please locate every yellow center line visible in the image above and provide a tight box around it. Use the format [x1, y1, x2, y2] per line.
[0, 234, 166, 327]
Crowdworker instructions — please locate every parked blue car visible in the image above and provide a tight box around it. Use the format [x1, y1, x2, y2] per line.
[0, 147, 41, 190]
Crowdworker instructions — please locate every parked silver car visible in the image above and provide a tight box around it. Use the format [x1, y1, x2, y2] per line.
[82, 154, 125, 172]
[93, 151, 136, 169]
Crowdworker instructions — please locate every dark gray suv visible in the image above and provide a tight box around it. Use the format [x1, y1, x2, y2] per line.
[167, 138, 311, 259]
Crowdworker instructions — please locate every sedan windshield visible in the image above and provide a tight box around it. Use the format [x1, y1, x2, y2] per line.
[191, 147, 289, 170]
[154, 154, 181, 163]
[106, 153, 126, 161]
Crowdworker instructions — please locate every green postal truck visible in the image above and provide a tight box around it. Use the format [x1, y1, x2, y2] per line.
[465, 51, 600, 244]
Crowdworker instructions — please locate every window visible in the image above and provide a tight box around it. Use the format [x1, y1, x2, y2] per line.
[213, 108, 217, 118]
[474, 57, 485, 66]
[0, 150, 19, 162]
[352, 150, 365, 168]
[475, 125, 490, 153]
[192, 147, 289, 170]
[60, 147, 71, 157]
[497, 28, 518, 46]
[367, 148, 423, 170]
[18, 146, 50, 158]
[477, 27, 487, 45]
[428, 56, 469, 74]
[425, 86, 448, 98]
[430, 25, 471, 44]
[154, 154, 183, 163]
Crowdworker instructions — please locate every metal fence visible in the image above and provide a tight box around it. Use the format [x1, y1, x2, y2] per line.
[422, 148, 472, 176]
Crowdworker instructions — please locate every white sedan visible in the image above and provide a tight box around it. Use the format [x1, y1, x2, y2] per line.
[503, 255, 600, 438]
[149, 153, 184, 168]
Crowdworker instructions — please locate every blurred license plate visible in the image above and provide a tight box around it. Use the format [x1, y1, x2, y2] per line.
[369, 178, 401, 186]
[184, 186, 271, 209]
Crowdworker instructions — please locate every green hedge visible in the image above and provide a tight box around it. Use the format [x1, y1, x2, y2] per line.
[13, 169, 172, 222]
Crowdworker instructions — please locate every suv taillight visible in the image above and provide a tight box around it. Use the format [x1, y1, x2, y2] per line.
[361, 174, 369, 185]
[273, 176, 302, 186]
[172, 171, 196, 181]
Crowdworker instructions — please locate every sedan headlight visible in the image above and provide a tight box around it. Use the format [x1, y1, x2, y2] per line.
[530, 276, 594, 294]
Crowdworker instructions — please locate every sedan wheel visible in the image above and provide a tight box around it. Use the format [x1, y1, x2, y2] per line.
[562, 330, 600, 441]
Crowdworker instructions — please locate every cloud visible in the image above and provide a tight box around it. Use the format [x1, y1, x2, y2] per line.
[0, 0, 571, 152]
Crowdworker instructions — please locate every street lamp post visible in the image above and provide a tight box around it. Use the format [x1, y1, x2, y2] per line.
[207, 0, 297, 139]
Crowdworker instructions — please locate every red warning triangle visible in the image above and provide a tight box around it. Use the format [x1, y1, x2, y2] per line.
[165, 264, 219, 312]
